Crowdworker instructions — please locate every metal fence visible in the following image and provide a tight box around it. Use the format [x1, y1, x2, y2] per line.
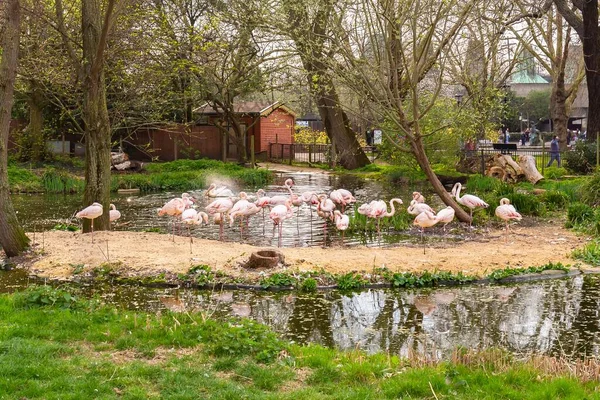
[464, 144, 568, 175]
[268, 143, 379, 165]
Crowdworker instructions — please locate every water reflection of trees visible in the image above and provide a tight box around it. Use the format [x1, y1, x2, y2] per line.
[198, 276, 600, 360]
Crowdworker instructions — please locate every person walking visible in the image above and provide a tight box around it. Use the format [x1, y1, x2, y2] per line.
[547, 135, 561, 167]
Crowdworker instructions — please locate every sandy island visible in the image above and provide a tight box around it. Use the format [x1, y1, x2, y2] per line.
[21, 221, 589, 281]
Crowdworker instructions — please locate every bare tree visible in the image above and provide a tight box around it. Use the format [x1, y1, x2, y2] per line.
[0, 0, 30, 257]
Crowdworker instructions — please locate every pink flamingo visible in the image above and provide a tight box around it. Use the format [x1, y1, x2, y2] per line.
[495, 198, 522, 238]
[330, 189, 356, 213]
[76, 202, 103, 243]
[109, 204, 121, 230]
[182, 211, 208, 252]
[357, 202, 373, 233]
[413, 210, 439, 254]
[301, 191, 318, 234]
[407, 200, 434, 216]
[270, 199, 293, 247]
[333, 210, 349, 243]
[268, 178, 295, 206]
[435, 206, 455, 232]
[158, 197, 186, 240]
[255, 189, 272, 234]
[412, 192, 426, 203]
[206, 184, 234, 198]
[229, 192, 261, 236]
[369, 198, 403, 235]
[451, 182, 488, 226]
[317, 194, 336, 245]
[206, 197, 234, 240]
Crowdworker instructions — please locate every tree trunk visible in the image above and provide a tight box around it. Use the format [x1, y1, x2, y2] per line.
[0, 0, 30, 257]
[81, 0, 113, 233]
[411, 136, 472, 223]
[551, 66, 569, 151]
[313, 75, 370, 169]
[27, 80, 46, 161]
[582, 0, 600, 142]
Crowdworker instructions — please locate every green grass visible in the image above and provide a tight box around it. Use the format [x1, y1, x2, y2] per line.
[0, 286, 599, 399]
[572, 240, 600, 266]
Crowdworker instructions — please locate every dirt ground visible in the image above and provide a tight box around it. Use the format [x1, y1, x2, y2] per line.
[23, 222, 588, 281]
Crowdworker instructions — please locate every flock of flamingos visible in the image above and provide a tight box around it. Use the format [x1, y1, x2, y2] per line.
[75, 179, 522, 249]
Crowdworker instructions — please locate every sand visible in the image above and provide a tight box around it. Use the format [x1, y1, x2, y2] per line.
[23, 222, 588, 281]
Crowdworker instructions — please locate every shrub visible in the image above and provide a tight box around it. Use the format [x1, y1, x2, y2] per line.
[544, 167, 567, 179]
[294, 127, 329, 144]
[581, 172, 600, 206]
[572, 240, 600, 266]
[300, 278, 318, 292]
[335, 272, 367, 291]
[567, 203, 595, 226]
[564, 141, 595, 174]
[13, 285, 82, 309]
[506, 192, 545, 216]
[540, 190, 569, 211]
[466, 176, 502, 194]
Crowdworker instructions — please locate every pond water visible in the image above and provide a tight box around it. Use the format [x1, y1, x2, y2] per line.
[11, 171, 455, 248]
[2, 270, 599, 361]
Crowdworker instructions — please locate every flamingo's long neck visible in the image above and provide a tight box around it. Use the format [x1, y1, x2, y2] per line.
[454, 184, 462, 202]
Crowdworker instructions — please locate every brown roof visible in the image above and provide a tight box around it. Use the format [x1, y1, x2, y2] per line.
[193, 101, 297, 117]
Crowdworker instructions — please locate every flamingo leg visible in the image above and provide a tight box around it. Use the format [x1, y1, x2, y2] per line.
[219, 219, 224, 241]
[309, 206, 313, 239]
[469, 209, 473, 228]
[421, 227, 425, 255]
[278, 221, 283, 248]
[91, 218, 94, 244]
[323, 220, 327, 247]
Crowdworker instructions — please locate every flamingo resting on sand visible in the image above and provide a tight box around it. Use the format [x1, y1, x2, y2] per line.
[206, 197, 234, 241]
[435, 206, 455, 232]
[495, 198, 522, 239]
[270, 199, 293, 247]
[451, 182, 488, 226]
[109, 204, 121, 229]
[76, 202, 103, 243]
[413, 210, 439, 254]
[407, 199, 434, 216]
[333, 210, 349, 243]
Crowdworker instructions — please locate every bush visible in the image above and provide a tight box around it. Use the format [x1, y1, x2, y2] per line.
[13, 285, 82, 310]
[466, 176, 502, 194]
[567, 203, 595, 226]
[540, 190, 569, 211]
[581, 172, 600, 206]
[544, 167, 568, 179]
[294, 127, 329, 144]
[506, 192, 545, 216]
[564, 141, 595, 174]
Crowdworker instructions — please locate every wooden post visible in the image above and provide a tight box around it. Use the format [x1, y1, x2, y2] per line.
[309, 144, 312, 164]
[480, 148, 485, 176]
[250, 135, 255, 168]
[289, 144, 293, 165]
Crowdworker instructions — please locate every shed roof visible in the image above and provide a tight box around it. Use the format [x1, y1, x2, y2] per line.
[193, 101, 297, 118]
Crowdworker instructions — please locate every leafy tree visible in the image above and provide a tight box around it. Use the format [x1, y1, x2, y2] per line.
[0, 0, 30, 256]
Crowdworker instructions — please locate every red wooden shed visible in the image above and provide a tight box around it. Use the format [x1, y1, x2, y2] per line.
[127, 101, 296, 162]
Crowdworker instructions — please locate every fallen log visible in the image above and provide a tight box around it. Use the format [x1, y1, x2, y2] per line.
[518, 155, 544, 184]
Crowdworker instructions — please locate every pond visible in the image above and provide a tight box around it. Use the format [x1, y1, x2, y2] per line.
[11, 171, 455, 248]
[2, 270, 599, 361]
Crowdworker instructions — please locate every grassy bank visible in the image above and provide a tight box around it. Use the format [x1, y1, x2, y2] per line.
[8, 159, 272, 194]
[0, 285, 598, 399]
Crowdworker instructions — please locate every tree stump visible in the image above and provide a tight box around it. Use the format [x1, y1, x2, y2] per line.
[518, 155, 544, 184]
[244, 249, 285, 270]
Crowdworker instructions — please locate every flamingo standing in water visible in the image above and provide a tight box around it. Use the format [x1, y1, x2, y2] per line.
[407, 200, 434, 216]
[333, 210, 349, 243]
[301, 191, 318, 234]
[413, 210, 439, 254]
[206, 197, 234, 241]
[205, 184, 234, 198]
[317, 194, 336, 245]
[495, 198, 522, 239]
[109, 204, 121, 229]
[268, 178, 295, 206]
[76, 202, 103, 243]
[330, 189, 356, 213]
[229, 192, 261, 236]
[435, 206, 455, 232]
[370, 198, 403, 235]
[270, 199, 293, 247]
[451, 182, 488, 226]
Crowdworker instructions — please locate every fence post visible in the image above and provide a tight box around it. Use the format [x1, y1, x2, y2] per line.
[289, 144, 293, 165]
[309, 144, 312, 164]
[541, 139, 545, 175]
[250, 135, 255, 168]
[480, 148, 485, 176]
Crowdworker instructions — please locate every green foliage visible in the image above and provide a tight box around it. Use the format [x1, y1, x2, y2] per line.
[544, 167, 568, 179]
[572, 241, 600, 266]
[564, 141, 596, 174]
[13, 285, 82, 309]
[567, 203, 595, 226]
[506, 193, 545, 216]
[487, 263, 570, 281]
[540, 190, 569, 211]
[260, 273, 297, 289]
[52, 223, 78, 232]
[7, 164, 43, 192]
[300, 277, 318, 292]
[387, 270, 476, 288]
[335, 272, 367, 291]
[181, 265, 215, 285]
[467, 175, 502, 194]
[112, 159, 272, 192]
[581, 172, 600, 206]
[41, 167, 84, 193]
